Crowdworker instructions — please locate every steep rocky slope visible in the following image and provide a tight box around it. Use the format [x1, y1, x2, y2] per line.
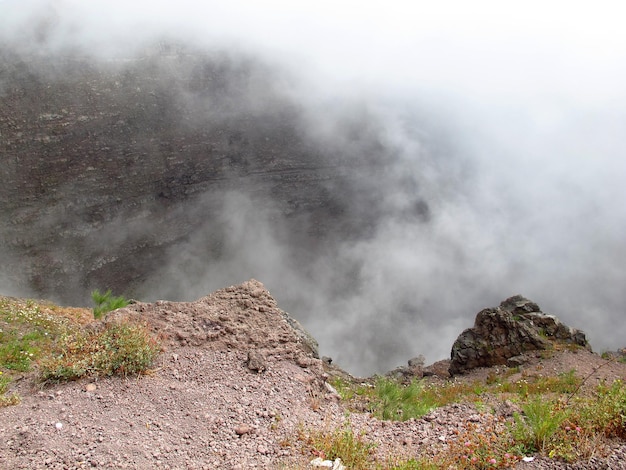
[0, 43, 428, 305]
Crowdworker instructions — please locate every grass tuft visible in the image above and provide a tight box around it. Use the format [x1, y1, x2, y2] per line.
[0, 372, 20, 407]
[371, 378, 437, 421]
[511, 398, 568, 454]
[299, 425, 375, 468]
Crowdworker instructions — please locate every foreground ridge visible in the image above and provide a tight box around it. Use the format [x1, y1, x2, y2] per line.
[1, 286, 626, 469]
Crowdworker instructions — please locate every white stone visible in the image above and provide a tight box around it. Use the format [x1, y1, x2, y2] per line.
[310, 457, 333, 467]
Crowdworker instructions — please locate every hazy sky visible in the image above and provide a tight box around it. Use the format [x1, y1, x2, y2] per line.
[2, 0, 626, 373]
[5, 1, 626, 101]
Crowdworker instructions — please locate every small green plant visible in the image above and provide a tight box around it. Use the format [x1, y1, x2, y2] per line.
[333, 375, 490, 421]
[39, 320, 160, 383]
[91, 289, 129, 319]
[386, 460, 438, 470]
[297, 423, 439, 469]
[331, 377, 360, 400]
[371, 378, 437, 421]
[511, 398, 568, 453]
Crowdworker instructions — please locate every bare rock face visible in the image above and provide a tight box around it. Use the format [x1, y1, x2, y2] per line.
[449, 295, 590, 375]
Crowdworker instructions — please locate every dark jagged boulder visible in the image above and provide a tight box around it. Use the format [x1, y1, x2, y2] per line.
[449, 295, 590, 375]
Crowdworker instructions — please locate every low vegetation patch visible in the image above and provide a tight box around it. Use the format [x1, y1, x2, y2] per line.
[436, 415, 523, 468]
[40, 320, 160, 384]
[0, 371, 20, 406]
[331, 367, 626, 467]
[299, 425, 375, 468]
[298, 424, 434, 469]
[0, 295, 159, 405]
[370, 378, 437, 420]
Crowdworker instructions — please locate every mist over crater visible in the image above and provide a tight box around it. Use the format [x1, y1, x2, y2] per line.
[0, 43, 445, 373]
[2, 1, 626, 375]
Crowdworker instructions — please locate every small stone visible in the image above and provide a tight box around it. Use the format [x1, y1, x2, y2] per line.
[246, 350, 266, 373]
[55, 422, 63, 430]
[310, 457, 333, 468]
[295, 355, 311, 368]
[234, 424, 253, 436]
[85, 383, 97, 392]
[408, 355, 425, 368]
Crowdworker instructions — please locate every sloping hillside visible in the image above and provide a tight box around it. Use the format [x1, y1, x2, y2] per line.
[1, 282, 626, 469]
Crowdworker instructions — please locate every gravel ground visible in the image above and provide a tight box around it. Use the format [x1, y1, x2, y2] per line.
[3, 348, 626, 469]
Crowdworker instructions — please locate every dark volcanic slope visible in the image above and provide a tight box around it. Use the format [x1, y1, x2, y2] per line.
[0, 44, 428, 305]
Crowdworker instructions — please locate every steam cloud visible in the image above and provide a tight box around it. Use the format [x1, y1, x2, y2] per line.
[1, 1, 626, 375]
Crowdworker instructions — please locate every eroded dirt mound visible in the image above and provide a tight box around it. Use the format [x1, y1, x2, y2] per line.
[106, 279, 319, 367]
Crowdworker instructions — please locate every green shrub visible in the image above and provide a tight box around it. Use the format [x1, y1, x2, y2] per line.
[91, 289, 129, 319]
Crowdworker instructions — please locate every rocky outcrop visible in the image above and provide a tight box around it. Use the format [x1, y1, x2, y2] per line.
[449, 295, 590, 375]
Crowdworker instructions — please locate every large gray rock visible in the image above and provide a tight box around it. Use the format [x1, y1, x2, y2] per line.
[449, 295, 590, 375]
